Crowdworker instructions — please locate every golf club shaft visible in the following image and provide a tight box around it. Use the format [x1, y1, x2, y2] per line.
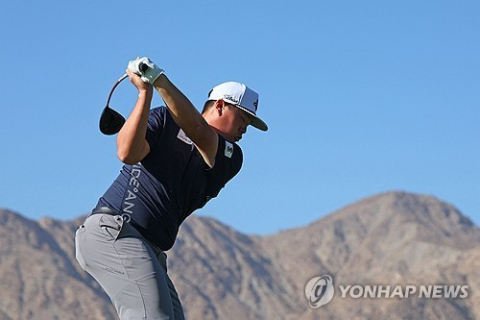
[99, 63, 149, 135]
[105, 63, 149, 107]
[106, 73, 128, 107]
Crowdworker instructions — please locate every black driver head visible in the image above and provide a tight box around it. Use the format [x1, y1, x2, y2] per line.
[99, 106, 126, 135]
[99, 73, 129, 135]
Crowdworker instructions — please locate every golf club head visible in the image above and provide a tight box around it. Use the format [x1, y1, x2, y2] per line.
[99, 106, 126, 135]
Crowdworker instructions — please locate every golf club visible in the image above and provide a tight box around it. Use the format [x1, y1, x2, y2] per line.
[99, 62, 148, 135]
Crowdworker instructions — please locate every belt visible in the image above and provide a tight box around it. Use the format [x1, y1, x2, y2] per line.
[90, 206, 132, 223]
[91, 205, 117, 215]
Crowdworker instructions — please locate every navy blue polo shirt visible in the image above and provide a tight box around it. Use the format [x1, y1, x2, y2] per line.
[96, 106, 243, 250]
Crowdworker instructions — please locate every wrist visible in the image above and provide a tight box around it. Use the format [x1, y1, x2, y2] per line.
[138, 88, 153, 98]
[153, 73, 167, 88]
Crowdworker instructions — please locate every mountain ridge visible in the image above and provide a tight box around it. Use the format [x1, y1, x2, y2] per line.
[0, 191, 478, 319]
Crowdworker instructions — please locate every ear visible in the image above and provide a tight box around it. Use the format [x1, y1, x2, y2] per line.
[214, 99, 226, 116]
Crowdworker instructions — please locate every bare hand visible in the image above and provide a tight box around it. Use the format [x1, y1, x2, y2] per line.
[126, 68, 152, 94]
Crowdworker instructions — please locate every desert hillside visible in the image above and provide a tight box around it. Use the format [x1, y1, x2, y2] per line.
[0, 191, 478, 319]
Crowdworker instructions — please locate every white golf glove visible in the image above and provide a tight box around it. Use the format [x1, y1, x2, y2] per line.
[127, 57, 164, 84]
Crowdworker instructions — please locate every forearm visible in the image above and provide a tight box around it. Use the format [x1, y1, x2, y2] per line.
[153, 75, 211, 141]
[116, 89, 152, 164]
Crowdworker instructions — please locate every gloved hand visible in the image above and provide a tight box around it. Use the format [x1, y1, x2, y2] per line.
[127, 57, 165, 84]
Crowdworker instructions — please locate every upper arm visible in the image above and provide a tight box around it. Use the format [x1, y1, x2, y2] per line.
[137, 139, 151, 162]
[162, 103, 219, 168]
[192, 122, 219, 168]
[120, 107, 161, 164]
[117, 138, 150, 165]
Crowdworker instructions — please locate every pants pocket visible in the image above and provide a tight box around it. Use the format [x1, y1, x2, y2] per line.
[75, 225, 87, 270]
[98, 215, 124, 241]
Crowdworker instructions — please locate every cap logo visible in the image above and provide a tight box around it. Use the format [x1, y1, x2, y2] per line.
[253, 99, 258, 111]
[223, 94, 239, 104]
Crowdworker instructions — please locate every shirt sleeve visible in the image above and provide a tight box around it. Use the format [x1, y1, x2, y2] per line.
[145, 107, 166, 149]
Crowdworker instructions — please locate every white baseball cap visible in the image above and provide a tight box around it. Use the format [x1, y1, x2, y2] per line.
[208, 81, 268, 131]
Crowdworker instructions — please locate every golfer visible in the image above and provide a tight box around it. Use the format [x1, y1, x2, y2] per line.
[75, 57, 268, 320]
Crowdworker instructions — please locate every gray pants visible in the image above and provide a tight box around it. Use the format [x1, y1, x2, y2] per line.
[75, 214, 185, 320]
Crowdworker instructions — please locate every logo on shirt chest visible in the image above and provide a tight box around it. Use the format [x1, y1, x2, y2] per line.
[177, 129, 193, 145]
[225, 141, 234, 158]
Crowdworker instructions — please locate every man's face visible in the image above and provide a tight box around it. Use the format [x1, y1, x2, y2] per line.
[221, 104, 253, 143]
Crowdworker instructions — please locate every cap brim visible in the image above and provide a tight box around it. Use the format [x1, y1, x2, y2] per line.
[250, 117, 268, 131]
[234, 105, 268, 131]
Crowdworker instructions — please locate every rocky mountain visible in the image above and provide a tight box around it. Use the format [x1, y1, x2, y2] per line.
[0, 191, 479, 319]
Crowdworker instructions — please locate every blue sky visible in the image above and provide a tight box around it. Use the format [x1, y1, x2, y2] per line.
[1, 0, 478, 235]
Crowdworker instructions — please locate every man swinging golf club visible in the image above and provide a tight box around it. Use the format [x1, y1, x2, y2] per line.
[75, 57, 268, 319]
